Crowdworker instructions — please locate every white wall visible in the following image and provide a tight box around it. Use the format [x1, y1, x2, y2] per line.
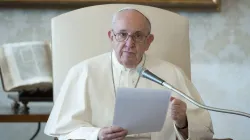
[0, 8, 68, 140]
[0, 0, 249, 140]
[179, 0, 250, 139]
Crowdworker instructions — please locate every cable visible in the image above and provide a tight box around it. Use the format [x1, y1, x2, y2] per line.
[30, 122, 41, 140]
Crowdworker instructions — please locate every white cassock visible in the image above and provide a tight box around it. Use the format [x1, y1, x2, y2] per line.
[44, 50, 214, 140]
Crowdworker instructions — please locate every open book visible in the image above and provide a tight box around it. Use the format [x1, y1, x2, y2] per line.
[0, 41, 52, 92]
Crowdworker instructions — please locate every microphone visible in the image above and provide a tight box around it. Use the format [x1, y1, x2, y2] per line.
[137, 67, 250, 118]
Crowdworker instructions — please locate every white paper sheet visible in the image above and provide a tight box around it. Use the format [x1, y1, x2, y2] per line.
[112, 87, 171, 135]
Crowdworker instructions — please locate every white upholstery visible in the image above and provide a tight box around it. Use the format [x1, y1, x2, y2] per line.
[51, 4, 191, 100]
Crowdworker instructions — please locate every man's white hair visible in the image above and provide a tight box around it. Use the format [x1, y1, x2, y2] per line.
[111, 7, 151, 33]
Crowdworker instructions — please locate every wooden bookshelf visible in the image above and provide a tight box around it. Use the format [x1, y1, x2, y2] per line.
[0, 105, 51, 122]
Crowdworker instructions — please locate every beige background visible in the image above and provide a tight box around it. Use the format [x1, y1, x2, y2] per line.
[0, 0, 249, 140]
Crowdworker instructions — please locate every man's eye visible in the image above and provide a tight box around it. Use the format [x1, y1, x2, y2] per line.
[135, 34, 143, 38]
[120, 33, 127, 37]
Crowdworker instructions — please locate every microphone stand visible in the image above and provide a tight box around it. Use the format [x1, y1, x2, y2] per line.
[138, 67, 250, 118]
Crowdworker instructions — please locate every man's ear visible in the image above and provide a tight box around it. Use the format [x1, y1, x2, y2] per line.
[145, 34, 154, 50]
[108, 30, 113, 41]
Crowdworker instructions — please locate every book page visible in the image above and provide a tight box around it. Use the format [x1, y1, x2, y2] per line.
[0, 47, 13, 91]
[0, 41, 52, 92]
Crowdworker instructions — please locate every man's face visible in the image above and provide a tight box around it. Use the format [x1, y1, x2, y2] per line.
[108, 10, 154, 68]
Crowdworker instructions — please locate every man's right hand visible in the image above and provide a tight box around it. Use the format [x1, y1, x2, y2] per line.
[98, 126, 128, 140]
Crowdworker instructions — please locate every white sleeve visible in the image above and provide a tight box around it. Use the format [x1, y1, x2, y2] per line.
[63, 127, 100, 140]
[44, 65, 100, 140]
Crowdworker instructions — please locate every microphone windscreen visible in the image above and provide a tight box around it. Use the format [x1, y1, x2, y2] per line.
[137, 67, 146, 75]
[137, 67, 165, 85]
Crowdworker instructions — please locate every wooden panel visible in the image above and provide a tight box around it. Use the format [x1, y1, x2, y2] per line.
[0, 0, 221, 11]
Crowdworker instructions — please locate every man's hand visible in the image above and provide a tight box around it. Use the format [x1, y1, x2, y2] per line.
[170, 97, 188, 129]
[98, 126, 128, 140]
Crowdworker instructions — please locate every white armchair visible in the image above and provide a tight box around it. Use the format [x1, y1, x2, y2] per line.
[51, 4, 191, 100]
[50, 5, 235, 140]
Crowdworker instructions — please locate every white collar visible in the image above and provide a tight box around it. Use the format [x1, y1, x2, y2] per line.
[111, 50, 146, 72]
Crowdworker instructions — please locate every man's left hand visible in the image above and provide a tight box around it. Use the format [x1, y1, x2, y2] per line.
[170, 97, 188, 129]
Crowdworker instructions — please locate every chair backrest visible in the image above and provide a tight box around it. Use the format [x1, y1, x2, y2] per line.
[51, 4, 191, 100]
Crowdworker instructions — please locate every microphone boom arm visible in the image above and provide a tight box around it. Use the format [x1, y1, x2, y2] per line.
[138, 67, 250, 118]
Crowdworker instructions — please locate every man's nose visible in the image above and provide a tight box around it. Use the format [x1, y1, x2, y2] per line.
[125, 36, 135, 47]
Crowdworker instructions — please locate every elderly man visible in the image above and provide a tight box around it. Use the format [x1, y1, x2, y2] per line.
[44, 8, 214, 140]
